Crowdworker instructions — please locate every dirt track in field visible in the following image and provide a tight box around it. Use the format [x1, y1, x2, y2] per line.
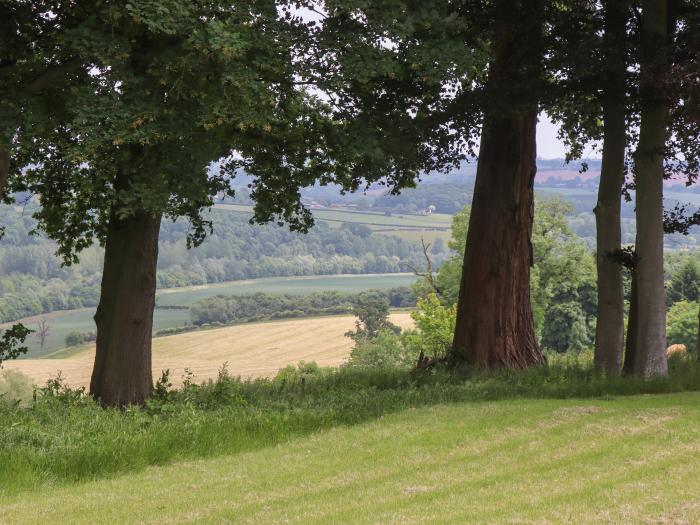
[5, 313, 414, 388]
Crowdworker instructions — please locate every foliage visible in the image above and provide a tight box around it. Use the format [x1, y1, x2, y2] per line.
[415, 198, 597, 352]
[345, 291, 401, 341]
[0, 204, 421, 323]
[189, 288, 415, 326]
[347, 329, 418, 369]
[0, 324, 31, 366]
[406, 294, 456, 359]
[64, 332, 84, 347]
[273, 361, 328, 385]
[667, 301, 699, 351]
[373, 184, 472, 214]
[0, 370, 34, 407]
[667, 258, 700, 306]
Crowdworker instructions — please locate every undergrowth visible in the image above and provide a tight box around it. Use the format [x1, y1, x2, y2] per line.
[1, 351, 699, 496]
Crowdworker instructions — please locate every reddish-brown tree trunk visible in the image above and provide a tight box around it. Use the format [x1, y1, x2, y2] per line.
[90, 208, 161, 406]
[593, 0, 629, 376]
[451, 3, 544, 369]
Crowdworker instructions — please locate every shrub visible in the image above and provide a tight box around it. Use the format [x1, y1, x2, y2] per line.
[274, 361, 327, 384]
[407, 294, 456, 359]
[347, 330, 418, 369]
[64, 332, 85, 347]
[0, 369, 35, 406]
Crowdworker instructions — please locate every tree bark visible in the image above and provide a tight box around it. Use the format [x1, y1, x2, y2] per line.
[632, 0, 670, 378]
[451, 3, 545, 369]
[0, 144, 9, 201]
[593, 0, 629, 376]
[622, 269, 638, 375]
[697, 302, 700, 359]
[90, 208, 162, 406]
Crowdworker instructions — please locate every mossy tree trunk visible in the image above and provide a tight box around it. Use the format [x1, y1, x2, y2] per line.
[632, 0, 670, 378]
[593, 0, 630, 376]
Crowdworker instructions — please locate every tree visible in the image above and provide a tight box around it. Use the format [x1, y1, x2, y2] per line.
[632, 0, 672, 377]
[0, 1, 87, 202]
[346, 291, 399, 341]
[592, 0, 631, 376]
[34, 318, 50, 352]
[667, 300, 699, 352]
[0, 324, 31, 367]
[667, 258, 700, 305]
[452, 0, 546, 369]
[17, 1, 339, 406]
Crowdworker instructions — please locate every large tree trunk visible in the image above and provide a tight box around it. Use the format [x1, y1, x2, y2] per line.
[593, 0, 629, 376]
[632, 0, 669, 378]
[697, 303, 700, 359]
[90, 209, 162, 406]
[451, 3, 544, 369]
[622, 269, 638, 375]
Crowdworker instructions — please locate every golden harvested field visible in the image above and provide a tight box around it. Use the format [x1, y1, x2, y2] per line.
[6, 313, 413, 389]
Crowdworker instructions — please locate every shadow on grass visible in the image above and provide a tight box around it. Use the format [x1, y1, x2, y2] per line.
[1, 352, 698, 497]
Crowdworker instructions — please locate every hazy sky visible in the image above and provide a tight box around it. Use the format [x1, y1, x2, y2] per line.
[537, 114, 601, 160]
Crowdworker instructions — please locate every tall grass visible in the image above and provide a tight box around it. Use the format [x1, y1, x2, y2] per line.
[2, 352, 700, 496]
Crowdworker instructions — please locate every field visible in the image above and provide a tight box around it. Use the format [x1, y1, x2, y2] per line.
[214, 203, 452, 242]
[3, 392, 700, 523]
[155, 272, 417, 307]
[5, 313, 414, 388]
[6, 273, 416, 358]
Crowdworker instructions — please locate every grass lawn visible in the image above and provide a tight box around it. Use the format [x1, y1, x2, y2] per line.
[2, 392, 700, 524]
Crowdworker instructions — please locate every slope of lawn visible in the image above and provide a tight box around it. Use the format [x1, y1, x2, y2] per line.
[2, 391, 700, 524]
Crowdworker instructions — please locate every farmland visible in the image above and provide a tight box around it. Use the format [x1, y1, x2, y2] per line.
[5, 312, 415, 388]
[4, 273, 416, 358]
[214, 203, 453, 242]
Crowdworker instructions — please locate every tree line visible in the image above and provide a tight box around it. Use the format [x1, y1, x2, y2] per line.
[1, 1, 698, 405]
[188, 288, 415, 327]
[0, 205, 425, 323]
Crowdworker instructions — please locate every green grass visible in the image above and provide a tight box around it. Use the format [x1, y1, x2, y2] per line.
[15, 274, 416, 358]
[2, 385, 700, 523]
[3, 355, 700, 518]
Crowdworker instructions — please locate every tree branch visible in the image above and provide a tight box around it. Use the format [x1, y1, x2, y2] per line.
[26, 57, 83, 94]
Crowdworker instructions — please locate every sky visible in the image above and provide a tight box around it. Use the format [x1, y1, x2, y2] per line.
[537, 114, 601, 160]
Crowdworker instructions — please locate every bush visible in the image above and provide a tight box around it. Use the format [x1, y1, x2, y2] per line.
[347, 330, 419, 369]
[274, 361, 328, 384]
[407, 294, 456, 359]
[0, 369, 34, 406]
[64, 332, 85, 347]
